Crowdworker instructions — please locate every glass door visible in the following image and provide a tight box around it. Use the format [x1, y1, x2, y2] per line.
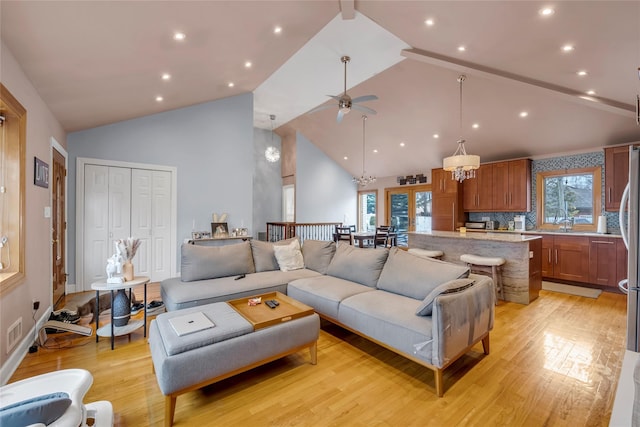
[386, 184, 431, 246]
[357, 190, 377, 232]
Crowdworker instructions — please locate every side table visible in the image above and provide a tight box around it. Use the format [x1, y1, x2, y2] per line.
[90, 276, 150, 350]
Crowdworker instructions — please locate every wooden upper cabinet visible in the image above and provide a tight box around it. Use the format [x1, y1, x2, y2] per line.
[463, 164, 493, 211]
[605, 145, 637, 212]
[432, 168, 459, 195]
[491, 159, 531, 212]
[432, 168, 465, 231]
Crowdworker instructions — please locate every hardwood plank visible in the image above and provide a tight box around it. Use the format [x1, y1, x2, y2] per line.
[9, 287, 627, 426]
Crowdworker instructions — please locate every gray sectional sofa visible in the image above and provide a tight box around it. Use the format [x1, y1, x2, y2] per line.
[159, 238, 495, 396]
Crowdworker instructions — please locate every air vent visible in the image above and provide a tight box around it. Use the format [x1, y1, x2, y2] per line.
[7, 317, 22, 353]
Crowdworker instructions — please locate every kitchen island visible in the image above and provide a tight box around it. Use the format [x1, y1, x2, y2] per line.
[408, 231, 542, 304]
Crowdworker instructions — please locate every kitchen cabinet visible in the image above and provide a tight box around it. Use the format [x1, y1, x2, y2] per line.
[491, 159, 532, 212]
[535, 234, 590, 283]
[589, 237, 617, 287]
[605, 144, 639, 212]
[432, 168, 465, 231]
[463, 164, 493, 211]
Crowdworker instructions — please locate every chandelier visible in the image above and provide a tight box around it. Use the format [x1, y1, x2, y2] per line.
[265, 114, 280, 163]
[442, 75, 480, 182]
[353, 115, 376, 186]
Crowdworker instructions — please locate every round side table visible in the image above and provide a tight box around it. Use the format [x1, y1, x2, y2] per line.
[90, 276, 150, 350]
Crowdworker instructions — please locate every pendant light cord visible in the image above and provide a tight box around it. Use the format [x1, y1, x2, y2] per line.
[362, 115, 367, 174]
[458, 75, 465, 140]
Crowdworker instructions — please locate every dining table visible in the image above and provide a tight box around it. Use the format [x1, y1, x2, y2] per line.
[352, 231, 397, 248]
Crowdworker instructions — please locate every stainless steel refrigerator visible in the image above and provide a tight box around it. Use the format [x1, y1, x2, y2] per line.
[619, 145, 640, 351]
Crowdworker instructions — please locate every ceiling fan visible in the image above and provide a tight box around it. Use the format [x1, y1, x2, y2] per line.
[308, 55, 378, 123]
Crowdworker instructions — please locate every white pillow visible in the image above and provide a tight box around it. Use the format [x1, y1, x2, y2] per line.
[415, 279, 475, 316]
[273, 239, 305, 272]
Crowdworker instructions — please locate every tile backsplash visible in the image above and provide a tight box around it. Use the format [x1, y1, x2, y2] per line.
[468, 150, 621, 233]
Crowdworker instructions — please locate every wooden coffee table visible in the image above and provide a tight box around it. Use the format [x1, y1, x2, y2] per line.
[227, 291, 314, 330]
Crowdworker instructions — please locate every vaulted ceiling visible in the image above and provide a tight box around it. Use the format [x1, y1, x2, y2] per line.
[2, 1, 639, 178]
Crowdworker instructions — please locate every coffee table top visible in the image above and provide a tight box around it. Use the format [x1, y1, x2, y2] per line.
[227, 291, 314, 330]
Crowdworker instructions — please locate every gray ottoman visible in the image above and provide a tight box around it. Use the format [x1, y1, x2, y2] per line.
[149, 302, 319, 427]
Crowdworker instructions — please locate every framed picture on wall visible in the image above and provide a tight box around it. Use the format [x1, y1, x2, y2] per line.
[211, 222, 229, 237]
[34, 157, 49, 188]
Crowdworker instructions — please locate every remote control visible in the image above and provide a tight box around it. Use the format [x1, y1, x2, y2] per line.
[266, 300, 277, 309]
[234, 274, 246, 280]
[272, 300, 279, 306]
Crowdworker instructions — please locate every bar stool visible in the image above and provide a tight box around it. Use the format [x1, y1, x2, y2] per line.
[460, 254, 506, 302]
[408, 248, 444, 260]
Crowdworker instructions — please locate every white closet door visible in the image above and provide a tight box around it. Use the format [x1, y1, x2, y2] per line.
[83, 165, 109, 287]
[131, 169, 152, 279]
[151, 170, 172, 281]
[108, 167, 132, 251]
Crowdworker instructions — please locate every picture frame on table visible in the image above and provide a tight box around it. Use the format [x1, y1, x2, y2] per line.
[211, 222, 229, 237]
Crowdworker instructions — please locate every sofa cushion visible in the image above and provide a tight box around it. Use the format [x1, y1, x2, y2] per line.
[288, 276, 375, 319]
[326, 244, 389, 288]
[273, 239, 305, 272]
[0, 392, 71, 427]
[301, 240, 336, 274]
[250, 238, 298, 272]
[377, 247, 470, 300]
[180, 241, 255, 282]
[415, 278, 476, 316]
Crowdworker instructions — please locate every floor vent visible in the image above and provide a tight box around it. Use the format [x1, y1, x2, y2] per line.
[7, 317, 22, 353]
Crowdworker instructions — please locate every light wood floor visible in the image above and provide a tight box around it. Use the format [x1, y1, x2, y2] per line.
[10, 285, 627, 426]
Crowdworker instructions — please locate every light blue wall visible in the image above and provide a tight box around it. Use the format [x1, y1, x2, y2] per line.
[253, 127, 282, 235]
[67, 94, 254, 283]
[296, 132, 357, 225]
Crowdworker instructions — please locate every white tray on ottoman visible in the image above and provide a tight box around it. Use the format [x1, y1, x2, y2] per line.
[149, 301, 319, 427]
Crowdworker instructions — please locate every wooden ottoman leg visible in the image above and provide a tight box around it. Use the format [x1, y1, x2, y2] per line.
[434, 369, 444, 397]
[482, 335, 490, 355]
[165, 395, 176, 427]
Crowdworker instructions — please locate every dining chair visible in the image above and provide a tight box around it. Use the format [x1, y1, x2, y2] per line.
[373, 226, 391, 248]
[334, 226, 353, 245]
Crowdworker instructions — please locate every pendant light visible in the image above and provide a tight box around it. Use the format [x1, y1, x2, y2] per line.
[353, 115, 376, 186]
[442, 75, 480, 182]
[265, 114, 280, 163]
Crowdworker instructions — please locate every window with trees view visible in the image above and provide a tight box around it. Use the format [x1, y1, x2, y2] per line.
[536, 166, 601, 231]
[357, 191, 377, 232]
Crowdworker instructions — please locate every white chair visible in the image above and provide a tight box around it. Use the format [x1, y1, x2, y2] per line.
[0, 369, 113, 427]
[460, 254, 506, 302]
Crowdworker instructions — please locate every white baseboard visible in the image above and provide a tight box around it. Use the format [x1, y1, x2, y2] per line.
[0, 308, 52, 385]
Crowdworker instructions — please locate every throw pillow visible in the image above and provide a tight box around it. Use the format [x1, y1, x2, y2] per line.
[377, 248, 470, 300]
[180, 241, 255, 282]
[250, 237, 299, 272]
[0, 392, 71, 426]
[301, 240, 336, 274]
[273, 239, 305, 272]
[415, 278, 475, 316]
[326, 243, 389, 287]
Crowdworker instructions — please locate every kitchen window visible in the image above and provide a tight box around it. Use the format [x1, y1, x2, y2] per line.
[536, 166, 602, 232]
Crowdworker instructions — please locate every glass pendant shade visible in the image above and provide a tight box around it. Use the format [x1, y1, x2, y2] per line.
[265, 114, 280, 163]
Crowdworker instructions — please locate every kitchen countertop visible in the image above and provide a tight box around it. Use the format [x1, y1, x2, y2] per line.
[464, 228, 622, 238]
[408, 230, 541, 242]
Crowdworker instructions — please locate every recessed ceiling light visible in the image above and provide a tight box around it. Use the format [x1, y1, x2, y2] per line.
[373, 149, 378, 153]
[155, 96, 163, 102]
[228, 82, 235, 88]
[539, 7, 554, 16]
[562, 44, 574, 52]
[519, 111, 529, 118]
[457, 45, 466, 52]
[472, 123, 479, 129]
[586, 90, 596, 95]
[274, 26, 282, 34]
[161, 73, 171, 81]
[577, 70, 588, 76]
[400, 142, 406, 147]
[343, 156, 348, 160]
[244, 61, 252, 68]
[424, 18, 435, 26]
[433, 134, 439, 139]
[173, 32, 186, 41]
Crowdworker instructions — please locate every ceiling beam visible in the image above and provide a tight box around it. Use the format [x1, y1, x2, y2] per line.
[340, 0, 355, 20]
[401, 47, 635, 118]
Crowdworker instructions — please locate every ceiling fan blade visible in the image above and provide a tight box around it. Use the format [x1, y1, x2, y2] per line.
[327, 94, 342, 101]
[352, 104, 377, 115]
[337, 109, 345, 123]
[351, 94, 378, 104]
[308, 104, 334, 114]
